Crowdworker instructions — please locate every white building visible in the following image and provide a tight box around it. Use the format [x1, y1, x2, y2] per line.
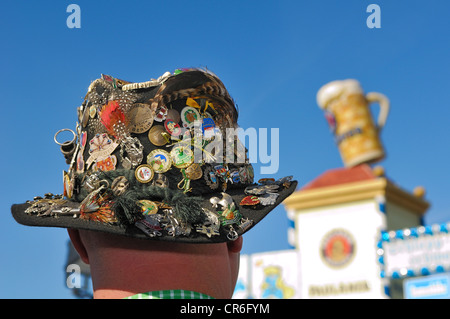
[234, 164, 432, 299]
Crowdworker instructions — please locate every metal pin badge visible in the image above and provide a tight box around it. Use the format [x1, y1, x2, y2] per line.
[148, 125, 168, 146]
[111, 176, 129, 196]
[180, 106, 200, 128]
[240, 195, 260, 206]
[138, 200, 159, 215]
[135, 164, 154, 183]
[227, 226, 239, 241]
[164, 118, 182, 138]
[120, 136, 144, 170]
[170, 145, 194, 169]
[147, 149, 172, 174]
[185, 163, 203, 180]
[54, 128, 77, 164]
[127, 103, 154, 134]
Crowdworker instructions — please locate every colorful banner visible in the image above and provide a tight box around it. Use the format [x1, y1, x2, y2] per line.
[378, 223, 450, 278]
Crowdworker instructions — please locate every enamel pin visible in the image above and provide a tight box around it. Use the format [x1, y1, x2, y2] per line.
[164, 118, 182, 137]
[154, 105, 168, 122]
[86, 133, 119, 169]
[135, 164, 154, 183]
[138, 200, 159, 215]
[147, 149, 172, 174]
[180, 106, 200, 128]
[94, 155, 117, 172]
[170, 145, 194, 169]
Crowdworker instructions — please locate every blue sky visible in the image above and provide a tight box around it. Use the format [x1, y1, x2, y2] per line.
[1, 0, 449, 298]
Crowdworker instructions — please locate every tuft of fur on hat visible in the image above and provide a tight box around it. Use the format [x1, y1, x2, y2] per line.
[149, 69, 239, 128]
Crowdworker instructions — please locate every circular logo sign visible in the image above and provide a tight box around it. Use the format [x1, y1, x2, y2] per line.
[320, 229, 356, 268]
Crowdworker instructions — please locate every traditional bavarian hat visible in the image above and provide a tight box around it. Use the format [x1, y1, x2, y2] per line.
[11, 68, 297, 243]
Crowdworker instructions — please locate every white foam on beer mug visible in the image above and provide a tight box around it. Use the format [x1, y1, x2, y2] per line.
[316, 79, 362, 109]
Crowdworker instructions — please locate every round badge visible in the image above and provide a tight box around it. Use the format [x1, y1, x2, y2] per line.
[147, 149, 172, 173]
[148, 125, 168, 146]
[138, 200, 159, 215]
[135, 164, 154, 183]
[181, 106, 200, 128]
[320, 228, 356, 269]
[166, 108, 180, 123]
[164, 118, 182, 137]
[185, 163, 203, 180]
[128, 103, 154, 134]
[170, 145, 194, 169]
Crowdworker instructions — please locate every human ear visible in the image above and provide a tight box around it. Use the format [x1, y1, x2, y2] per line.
[67, 229, 90, 264]
[227, 236, 243, 253]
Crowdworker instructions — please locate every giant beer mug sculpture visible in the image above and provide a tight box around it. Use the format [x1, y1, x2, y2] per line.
[317, 79, 390, 167]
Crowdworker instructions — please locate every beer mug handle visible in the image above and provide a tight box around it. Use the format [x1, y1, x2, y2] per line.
[366, 92, 390, 130]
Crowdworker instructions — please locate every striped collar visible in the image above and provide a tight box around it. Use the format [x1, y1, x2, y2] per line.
[124, 289, 214, 299]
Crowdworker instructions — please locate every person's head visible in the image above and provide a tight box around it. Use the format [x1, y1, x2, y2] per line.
[12, 68, 297, 298]
[68, 228, 243, 298]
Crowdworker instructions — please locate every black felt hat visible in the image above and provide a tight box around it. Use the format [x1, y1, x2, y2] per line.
[11, 68, 297, 243]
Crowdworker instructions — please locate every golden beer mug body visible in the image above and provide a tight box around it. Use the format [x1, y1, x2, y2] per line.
[317, 79, 389, 167]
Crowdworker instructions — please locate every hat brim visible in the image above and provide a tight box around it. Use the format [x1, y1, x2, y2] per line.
[11, 181, 297, 243]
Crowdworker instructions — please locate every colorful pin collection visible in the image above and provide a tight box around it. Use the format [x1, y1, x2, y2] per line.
[24, 70, 292, 241]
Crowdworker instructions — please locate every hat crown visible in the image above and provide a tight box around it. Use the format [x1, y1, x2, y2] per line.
[63, 69, 254, 229]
